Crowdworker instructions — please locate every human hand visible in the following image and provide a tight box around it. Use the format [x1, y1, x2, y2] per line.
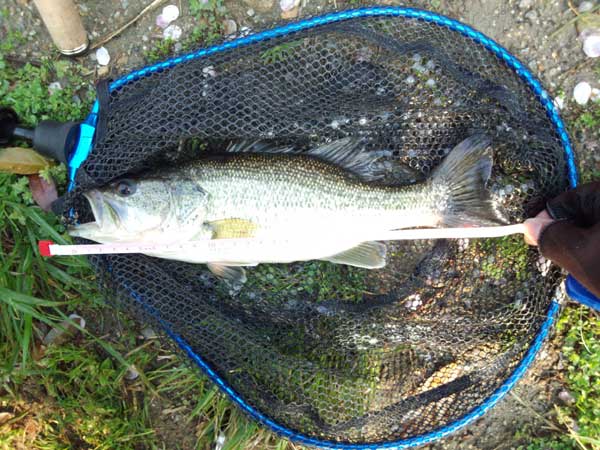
[524, 182, 600, 298]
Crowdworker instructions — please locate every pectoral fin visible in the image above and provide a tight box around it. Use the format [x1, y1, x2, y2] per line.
[207, 218, 258, 239]
[207, 263, 247, 284]
[322, 241, 387, 269]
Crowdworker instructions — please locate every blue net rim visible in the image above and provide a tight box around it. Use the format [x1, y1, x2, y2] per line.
[69, 7, 575, 448]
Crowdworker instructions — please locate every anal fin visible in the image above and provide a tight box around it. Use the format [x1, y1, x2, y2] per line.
[322, 241, 387, 269]
[207, 263, 247, 284]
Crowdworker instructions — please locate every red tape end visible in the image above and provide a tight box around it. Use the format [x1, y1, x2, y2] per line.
[38, 240, 54, 257]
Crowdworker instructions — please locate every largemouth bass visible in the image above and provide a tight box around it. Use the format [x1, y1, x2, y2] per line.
[70, 135, 502, 282]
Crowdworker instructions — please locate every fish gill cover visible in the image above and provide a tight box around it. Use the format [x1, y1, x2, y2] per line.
[60, 8, 572, 447]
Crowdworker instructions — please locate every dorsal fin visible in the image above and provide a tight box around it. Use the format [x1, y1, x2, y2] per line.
[306, 138, 390, 181]
[227, 138, 390, 181]
[226, 140, 296, 154]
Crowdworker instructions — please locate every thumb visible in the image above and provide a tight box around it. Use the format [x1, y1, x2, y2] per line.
[523, 213, 554, 246]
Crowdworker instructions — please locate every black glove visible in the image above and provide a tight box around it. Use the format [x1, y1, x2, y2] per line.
[538, 182, 600, 298]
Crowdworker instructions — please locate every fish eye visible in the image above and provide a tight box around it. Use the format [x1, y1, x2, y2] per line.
[116, 179, 136, 197]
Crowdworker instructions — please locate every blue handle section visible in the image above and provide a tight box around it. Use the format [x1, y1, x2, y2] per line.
[67, 100, 99, 192]
[566, 275, 600, 311]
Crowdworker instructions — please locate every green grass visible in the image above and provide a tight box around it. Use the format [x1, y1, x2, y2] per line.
[554, 307, 600, 447]
[517, 306, 600, 450]
[0, 16, 296, 450]
[145, 0, 226, 63]
[260, 41, 304, 64]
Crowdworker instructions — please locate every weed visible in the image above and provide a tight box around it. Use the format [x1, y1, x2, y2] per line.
[476, 235, 531, 282]
[575, 105, 600, 132]
[145, 0, 226, 63]
[144, 38, 176, 64]
[261, 41, 304, 64]
[240, 260, 370, 303]
[555, 306, 600, 443]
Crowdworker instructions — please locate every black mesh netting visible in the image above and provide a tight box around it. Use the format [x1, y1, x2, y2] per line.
[61, 12, 570, 444]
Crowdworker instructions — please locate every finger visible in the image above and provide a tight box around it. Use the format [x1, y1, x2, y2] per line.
[535, 209, 551, 220]
[523, 216, 555, 246]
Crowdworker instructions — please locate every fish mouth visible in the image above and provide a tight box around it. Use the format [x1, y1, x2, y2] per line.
[83, 190, 107, 227]
[68, 190, 120, 239]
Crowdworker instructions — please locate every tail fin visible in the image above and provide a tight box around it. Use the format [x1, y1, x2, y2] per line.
[432, 134, 505, 227]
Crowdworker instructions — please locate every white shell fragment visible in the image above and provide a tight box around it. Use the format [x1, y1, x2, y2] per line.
[223, 19, 237, 35]
[215, 433, 226, 450]
[581, 31, 600, 58]
[42, 314, 86, 346]
[573, 81, 592, 105]
[156, 14, 169, 29]
[48, 81, 62, 94]
[163, 24, 182, 41]
[553, 95, 565, 109]
[96, 46, 110, 66]
[280, 0, 297, 12]
[162, 4, 179, 22]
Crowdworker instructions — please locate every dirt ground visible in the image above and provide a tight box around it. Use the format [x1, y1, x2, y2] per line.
[2, 0, 598, 448]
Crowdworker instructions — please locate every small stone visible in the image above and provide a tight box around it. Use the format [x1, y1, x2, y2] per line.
[242, 0, 273, 12]
[578, 1, 594, 13]
[518, 0, 534, 9]
[96, 46, 110, 66]
[163, 24, 182, 41]
[0, 412, 14, 426]
[97, 65, 109, 77]
[573, 81, 592, 105]
[116, 54, 128, 66]
[142, 35, 149, 42]
[141, 327, 157, 339]
[524, 9, 538, 23]
[223, 19, 237, 35]
[247, 8, 255, 16]
[202, 65, 216, 77]
[125, 365, 139, 380]
[558, 389, 575, 405]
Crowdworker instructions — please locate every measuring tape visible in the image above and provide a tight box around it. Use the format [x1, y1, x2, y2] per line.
[39, 223, 527, 257]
